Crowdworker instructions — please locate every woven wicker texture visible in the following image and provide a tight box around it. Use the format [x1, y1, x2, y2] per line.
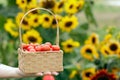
[18, 49, 63, 73]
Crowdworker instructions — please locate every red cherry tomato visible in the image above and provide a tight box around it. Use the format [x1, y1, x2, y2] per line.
[35, 45, 42, 51]
[52, 45, 60, 51]
[29, 43, 38, 48]
[41, 44, 51, 51]
[22, 43, 29, 50]
[45, 42, 52, 48]
[43, 75, 55, 80]
[29, 48, 36, 52]
[27, 45, 34, 51]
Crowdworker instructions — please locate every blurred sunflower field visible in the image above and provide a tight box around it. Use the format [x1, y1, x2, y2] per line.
[0, 0, 120, 80]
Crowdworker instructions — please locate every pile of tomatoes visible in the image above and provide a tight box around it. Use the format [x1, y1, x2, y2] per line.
[22, 42, 60, 52]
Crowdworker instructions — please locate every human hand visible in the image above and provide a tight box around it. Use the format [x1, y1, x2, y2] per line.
[16, 68, 59, 78]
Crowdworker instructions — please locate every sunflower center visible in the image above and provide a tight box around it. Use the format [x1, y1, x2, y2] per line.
[86, 49, 92, 53]
[69, 4, 73, 9]
[58, 2, 64, 8]
[34, 18, 38, 22]
[110, 43, 118, 51]
[92, 37, 96, 44]
[28, 36, 37, 43]
[44, 17, 49, 21]
[42, 0, 55, 8]
[105, 50, 109, 54]
[85, 72, 92, 77]
[118, 52, 120, 55]
[76, 4, 81, 10]
[22, 20, 28, 25]
[65, 21, 72, 27]
[67, 44, 73, 48]
[76, 6, 79, 10]
[97, 76, 109, 80]
[52, 19, 56, 25]
[31, 10, 38, 14]
[21, 0, 25, 3]
[27, 0, 31, 3]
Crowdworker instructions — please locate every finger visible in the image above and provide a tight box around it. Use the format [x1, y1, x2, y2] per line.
[17, 69, 43, 77]
[36, 72, 43, 76]
[52, 72, 59, 76]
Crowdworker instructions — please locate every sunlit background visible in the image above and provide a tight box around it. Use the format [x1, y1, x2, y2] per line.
[0, 0, 120, 80]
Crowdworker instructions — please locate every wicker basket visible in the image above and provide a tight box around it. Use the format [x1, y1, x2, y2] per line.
[18, 8, 63, 73]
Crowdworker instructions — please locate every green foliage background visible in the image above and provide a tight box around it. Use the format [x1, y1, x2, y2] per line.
[0, 0, 120, 80]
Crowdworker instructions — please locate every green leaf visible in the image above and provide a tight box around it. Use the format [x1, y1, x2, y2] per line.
[81, 63, 96, 70]
[70, 30, 88, 45]
[37, 27, 56, 44]
[80, 23, 89, 30]
[7, 0, 17, 7]
[64, 65, 77, 70]
[84, 0, 97, 27]
[56, 69, 71, 80]
[0, 15, 6, 29]
[0, 4, 3, 9]
[60, 32, 70, 41]
[0, 6, 20, 17]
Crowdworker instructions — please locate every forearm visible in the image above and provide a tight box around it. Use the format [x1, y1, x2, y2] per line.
[0, 64, 22, 78]
[0, 64, 58, 78]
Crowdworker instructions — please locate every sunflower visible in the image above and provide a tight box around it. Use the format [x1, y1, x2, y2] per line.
[107, 40, 120, 54]
[29, 15, 41, 27]
[76, 0, 85, 11]
[84, 39, 91, 44]
[80, 45, 99, 61]
[40, 14, 52, 28]
[52, 1, 64, 13]
[4, 19, 18, 37]
[59, 15, 78, 32]
[16, 12, 24, 26]
[104, 34, 112, 42]
[98, 34, 112, 49]
[91, 69, 117, 80]
[21, 17, 31, 30]
[23, 29, 42, 43]
[64, 0, 78, 14]
[117, 48, 120, 57]
[81, 68, 96, 80]
[87, 33, 99, 46]
[51, 15, 62, 28]
[61, 39, 80, 53]
[116, 32, 120, 40]
[100, 46, 111, 56]
[39, 0, 56, 9]
[69, 70, 78, 79]
[16, 0, 27, 10]
[112, 67, 120, 74]
[26, 0, 37, 6]
[27, 5, 39, 15]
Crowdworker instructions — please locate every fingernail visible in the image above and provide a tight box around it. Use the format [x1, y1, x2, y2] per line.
[37, 72, 43, 76]
[52, 72, 59, 76]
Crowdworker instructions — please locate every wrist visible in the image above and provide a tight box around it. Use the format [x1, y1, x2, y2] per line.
[15, 68, 26, 78]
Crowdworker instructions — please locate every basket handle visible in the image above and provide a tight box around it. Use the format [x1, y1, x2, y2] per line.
[19, 8, 59, 49]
